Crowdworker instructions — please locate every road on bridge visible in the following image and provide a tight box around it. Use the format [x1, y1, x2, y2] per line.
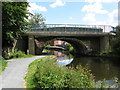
[0, 56, 45, 89]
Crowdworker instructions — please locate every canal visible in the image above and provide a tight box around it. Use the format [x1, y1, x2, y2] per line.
[43, 50, 120, 87]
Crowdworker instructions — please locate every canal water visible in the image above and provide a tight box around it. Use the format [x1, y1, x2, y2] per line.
[44, 50, 120, 87]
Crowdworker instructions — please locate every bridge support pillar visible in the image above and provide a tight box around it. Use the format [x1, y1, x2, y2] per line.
[28, 35, 35, 55]
[100, 36, 110, 51]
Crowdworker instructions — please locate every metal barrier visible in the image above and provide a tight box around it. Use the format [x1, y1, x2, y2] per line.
[30, 24, 113, 32]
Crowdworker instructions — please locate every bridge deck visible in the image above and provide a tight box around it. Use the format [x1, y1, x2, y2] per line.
[31, 27, 103, 32]
[26, 24, 113, 36]
[30, 24, 113, 32]
[27, 31, 109, 36]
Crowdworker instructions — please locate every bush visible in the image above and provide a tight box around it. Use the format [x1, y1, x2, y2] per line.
[66, 43, 74, 52]
[0, 56, 7, 74]
[25, 55, 95, 88]
[100, 50, 113, 55]
[111, 26, 120, 55]
[111, 38, 120, 55]
[8, 49, 33, 59]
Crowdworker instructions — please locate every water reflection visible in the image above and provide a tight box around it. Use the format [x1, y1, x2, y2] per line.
[67, 57, 120, 82]
[52, 51, 73, 66]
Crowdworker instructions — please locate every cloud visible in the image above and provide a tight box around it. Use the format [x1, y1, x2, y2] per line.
[108, 9, 118, 26]
[83, 13, 96, 22]
[69, 17, 73, 20]
[85, 0, 119, 3]
[50, 0, 65, 8]
[82, 13, 107, 25]
[82, 2, 108, 14]
[91, 21, 108, 25]
[28, 3, 47, 13]
[82, 2, 118, 26]
[82, 10, 118, 26]
[27, 0, 118, 2]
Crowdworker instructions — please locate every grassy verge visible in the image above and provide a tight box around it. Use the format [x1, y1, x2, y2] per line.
[0, 56, 8, 74]
[9, 55, 35, 60]
[25, 55, 95, 88]
[8, 49, 35, 59]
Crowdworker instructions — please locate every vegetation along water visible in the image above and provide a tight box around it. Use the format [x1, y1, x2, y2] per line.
[25, 54, 120, 88]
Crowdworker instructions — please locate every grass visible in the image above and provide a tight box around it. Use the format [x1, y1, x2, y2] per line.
[0, 56, 8, 74]
[25, 55, 95, 88]
[100, 50, 113, 55]
[8, 49, 35, 59]
[42, 49, 51, 53]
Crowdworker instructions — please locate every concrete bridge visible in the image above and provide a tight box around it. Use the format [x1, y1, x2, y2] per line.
[14, 24, 113, 55]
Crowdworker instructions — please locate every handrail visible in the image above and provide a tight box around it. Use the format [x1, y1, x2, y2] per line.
[30, 24, 114, 32]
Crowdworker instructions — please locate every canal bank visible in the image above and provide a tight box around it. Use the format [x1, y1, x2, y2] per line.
[24, 55, 120, 88]
[43, 50, 120, 88]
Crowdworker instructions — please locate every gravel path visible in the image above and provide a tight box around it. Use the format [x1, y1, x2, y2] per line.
[0, 56, 45, 89]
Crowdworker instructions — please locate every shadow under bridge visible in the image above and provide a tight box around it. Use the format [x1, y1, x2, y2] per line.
[34, 37, 88, 55]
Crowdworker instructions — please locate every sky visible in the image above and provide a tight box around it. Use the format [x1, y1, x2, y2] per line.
[27, 0, 119, 27]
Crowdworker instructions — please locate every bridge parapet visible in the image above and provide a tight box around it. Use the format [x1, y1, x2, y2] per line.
[30, 24, 113, 32]
[31, 27, 103, 33]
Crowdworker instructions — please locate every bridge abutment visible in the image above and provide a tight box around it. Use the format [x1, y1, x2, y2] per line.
[100, 36, 110, 51]
[28, 35, 35, 55]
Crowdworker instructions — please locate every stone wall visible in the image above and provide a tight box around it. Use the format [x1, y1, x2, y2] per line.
[14, 36, 28, 54]
[16, 35, 110, 55]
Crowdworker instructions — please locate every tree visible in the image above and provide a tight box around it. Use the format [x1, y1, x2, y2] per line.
[28, 13, 46, 27]
[2, 2, 29, 48]
[111, 26, 120, 54]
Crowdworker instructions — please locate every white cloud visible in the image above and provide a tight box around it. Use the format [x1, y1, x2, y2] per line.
[50, 0, 65, 8]
[83, 13, 96, 22]
[27, 0, 118, 2]
[91, 21, 108, 25]
[108, 9, 118, 26]
[28, 3, 47, 13]
[69, 17, 73, 20]
[82, 10, 118, 26]
[82, 13, 109, 25]
[82, 2, 118, 26]
[85, 0, 119, 3]
[82, 2, 108, 14]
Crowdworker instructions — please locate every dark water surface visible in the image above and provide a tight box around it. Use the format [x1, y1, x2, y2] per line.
[67, 56, 120, 82]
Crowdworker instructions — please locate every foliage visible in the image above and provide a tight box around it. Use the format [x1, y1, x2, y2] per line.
[42, 49, 51, 53]
[65, 43, 74, 52]
[111, 26, 120, 55]
[66, 53, 74, 59]
[2, 1, 29, 48]
[45, 44, 51, 48]
[0, 56, 7, 74]
[8, 49, 34, 59]
[25, 55, 95, 88]
[100, 50, 113, 55]
[42, 44, 51, 53]
[28, 13, 46, 27]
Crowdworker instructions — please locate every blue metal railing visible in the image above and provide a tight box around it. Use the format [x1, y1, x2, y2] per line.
[30, 24, 113, 32]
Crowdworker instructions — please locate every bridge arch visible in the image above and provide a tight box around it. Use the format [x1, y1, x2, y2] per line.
[34, 37, 88, 55]
[14, 24, 111, 55]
